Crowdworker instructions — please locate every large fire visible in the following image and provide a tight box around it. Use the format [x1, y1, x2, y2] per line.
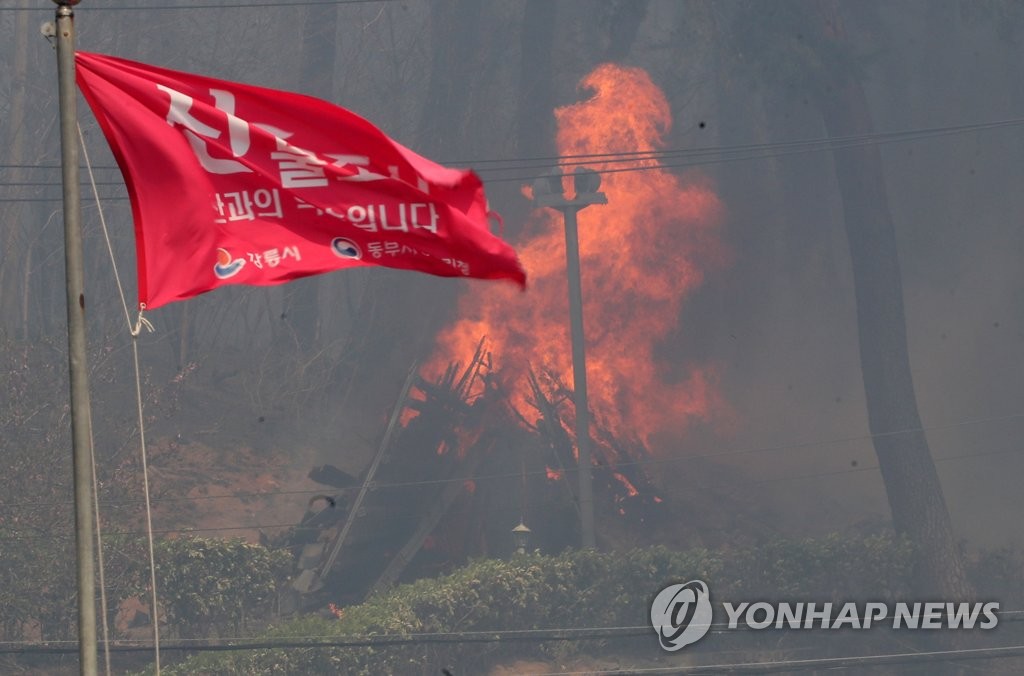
[428, 63, 726, 450]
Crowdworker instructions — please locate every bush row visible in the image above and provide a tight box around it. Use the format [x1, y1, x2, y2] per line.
[163, 532, 916, 675]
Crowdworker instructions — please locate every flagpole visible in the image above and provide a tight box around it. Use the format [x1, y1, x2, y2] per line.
[53, 2, 99, 675]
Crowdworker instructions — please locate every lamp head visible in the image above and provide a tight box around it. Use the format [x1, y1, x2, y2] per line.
[572, 167, 602, 194]
[532, 172, 564, 198]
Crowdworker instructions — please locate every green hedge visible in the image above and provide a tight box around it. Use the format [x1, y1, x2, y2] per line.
[162, 533, 914, 675]
[140, 537, 293, 638]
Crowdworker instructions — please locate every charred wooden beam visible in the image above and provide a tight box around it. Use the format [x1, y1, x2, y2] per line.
[301, 361, 420, 593]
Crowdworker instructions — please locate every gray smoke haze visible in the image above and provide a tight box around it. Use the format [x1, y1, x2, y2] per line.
[0, 0, 1022, 620]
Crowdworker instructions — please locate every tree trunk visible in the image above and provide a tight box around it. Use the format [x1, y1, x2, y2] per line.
[516, 0, 557, 162]
[602, 0, 650, 61]
[1, 10, 30, 339]
[280, 3, 341, 352]
[818, 75, 969, 601]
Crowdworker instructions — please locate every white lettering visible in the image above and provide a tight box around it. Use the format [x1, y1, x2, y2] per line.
[775, 603, 804, 629]
[745, 602, 774, 630]
[980, 602, 1000, 629]
[722, 602, 748, 629]
[946, 603, 982, 629]
[157, 85, 251, 175]
[211, 89, 250, 157]
[893, 603, 920, 629]
[863, 603, 887, 628]
[921, 602, 944, 629]
[831, 602, 861, 629]
[804, 603, 832, 629]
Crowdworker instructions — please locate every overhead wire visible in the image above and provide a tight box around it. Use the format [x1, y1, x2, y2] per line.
[528, 644, 1024, 675]
[0, 0, 407, 12]
[1, 628, 1024, 671]
[0, 410, 1021, 512]
[1, 439, 1023, 542]
[3, 115, 1023, 181]
[0, 609, 1022, 645]
[0, 609, 1021, 647]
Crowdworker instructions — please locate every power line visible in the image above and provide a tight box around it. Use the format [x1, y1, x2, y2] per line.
[0, 626, 651, 654]
[4, 610, 1024, 650]
[0, 0, 404, 12]
[479, 123, 1024, 183]
[0, 487, 333, 510]
[533, 644, 1024, 675]
[754, 440, 1024, 485]
[0, 606, 1019, 651]
[0, 181, 124, 187]
[469, 116, 1024, 171]
[0, 522, 302, 541]
[0, 196, 119, 203]
[482, 118, 1024, 164]
[0, 621, 1021, 657]
[648, 442, 1024, 506]
[290, 410, 1024, 493]
[0, 410, 1021, 513]
[3, 633, 1024, 673]
[0, 114, 1009, 200]
[2, 115, 1022, 177]
[1, 441, 1021, 542]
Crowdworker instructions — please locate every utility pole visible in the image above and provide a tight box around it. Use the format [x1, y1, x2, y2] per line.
[532, 168, 607, 549]
[53, 1, 99, 674]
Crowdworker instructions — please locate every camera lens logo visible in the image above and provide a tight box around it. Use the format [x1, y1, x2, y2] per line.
[650, 580, 713, 651]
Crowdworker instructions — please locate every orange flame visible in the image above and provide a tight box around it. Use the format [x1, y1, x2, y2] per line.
[612, 471, 640, 498]
[546, 466, 563, 481]
[430, 63, 727, 448]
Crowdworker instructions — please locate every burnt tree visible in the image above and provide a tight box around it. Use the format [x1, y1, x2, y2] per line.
[815, 2, 968, 600]
[731, 0, 968, 600]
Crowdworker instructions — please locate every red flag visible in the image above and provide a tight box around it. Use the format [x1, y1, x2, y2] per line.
[75, 52, 526, 309]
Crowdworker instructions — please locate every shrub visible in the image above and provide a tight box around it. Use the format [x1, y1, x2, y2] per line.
[161, 532, 916, 675]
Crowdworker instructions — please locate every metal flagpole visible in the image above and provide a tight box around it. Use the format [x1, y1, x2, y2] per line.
[53, 1, 99, 674]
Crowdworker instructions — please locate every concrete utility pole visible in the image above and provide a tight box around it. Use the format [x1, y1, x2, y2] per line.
[532, 168, 607, 549]
[53, 1, 98, 674]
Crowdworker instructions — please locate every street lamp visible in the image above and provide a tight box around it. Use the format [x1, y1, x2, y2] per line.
[531, 167, 607, 549]
[512, 522, 532, 555]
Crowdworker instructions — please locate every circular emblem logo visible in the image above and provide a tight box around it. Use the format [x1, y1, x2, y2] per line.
[331, 237, 362, 260]
[650, 580, 713, 651]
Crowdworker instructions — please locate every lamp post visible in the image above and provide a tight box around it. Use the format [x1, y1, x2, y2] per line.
[531, 167, 607, 549]
[512, 522, 532, 555]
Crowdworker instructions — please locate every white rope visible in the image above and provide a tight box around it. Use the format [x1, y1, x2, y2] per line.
[79, 125, 161, 675]
[79, 126, 132, 328]
[88, 427, 112, 676]
[78, 126, 114, 676]
[130, 314, 160, 675]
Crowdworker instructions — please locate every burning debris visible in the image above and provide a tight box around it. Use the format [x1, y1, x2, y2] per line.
[282, 64, 731, 607]
[282, 339, 671, 607]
